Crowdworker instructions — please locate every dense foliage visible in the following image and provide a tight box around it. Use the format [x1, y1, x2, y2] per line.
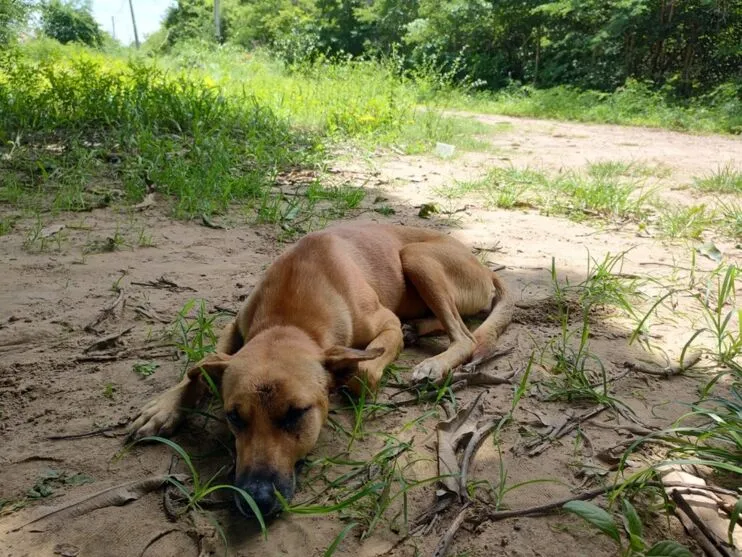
[39, 0, 104, 47]
[162, 0, 741, 96]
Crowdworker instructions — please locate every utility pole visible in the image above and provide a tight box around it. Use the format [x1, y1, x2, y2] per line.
[214, 0, 221, 43]
[111, 16, 116, 41]
[128, 0, 140, 48]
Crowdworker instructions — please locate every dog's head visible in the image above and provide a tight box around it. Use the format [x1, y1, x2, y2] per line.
[187, 327, 381, 518]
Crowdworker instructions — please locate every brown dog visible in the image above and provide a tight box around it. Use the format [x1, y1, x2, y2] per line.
[128, 223, 512, 517]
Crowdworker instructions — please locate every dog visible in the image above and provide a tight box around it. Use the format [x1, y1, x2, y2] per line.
[128, 223, 512, 517]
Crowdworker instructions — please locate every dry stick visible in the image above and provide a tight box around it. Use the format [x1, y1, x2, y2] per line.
[83, 326, 134, 353]
[432, 502, 472, 557]
[85, 288, 126, 332]
[131, 276, 195, 292]
[46, 424, 126, 441]
[431, 480, 737, 557]
[526, 405, 609, 457]
[670, 490, 732, 557]
[623, 350, 702, 378]
[458, 417, 504, 498]
[138, 529, 181, 557]
[133, 305, 170, 324]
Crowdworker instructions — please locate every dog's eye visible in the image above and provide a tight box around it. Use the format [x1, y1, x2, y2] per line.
[226, 409, 246, 430]
[277, 405, 310, 432]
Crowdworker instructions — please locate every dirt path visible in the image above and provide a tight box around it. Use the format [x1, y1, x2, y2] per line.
[1, 115, 740, 557]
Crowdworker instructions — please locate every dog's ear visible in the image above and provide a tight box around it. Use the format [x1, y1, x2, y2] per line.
[323, 346, 383, 371]
[187, 352, 232, 390]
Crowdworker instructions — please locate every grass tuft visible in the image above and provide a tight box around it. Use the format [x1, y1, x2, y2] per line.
[693, 163, 742, 194]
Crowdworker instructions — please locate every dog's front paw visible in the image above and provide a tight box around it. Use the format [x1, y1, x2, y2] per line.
[127, 396, 182, 441]
[411, 359, 448, 384]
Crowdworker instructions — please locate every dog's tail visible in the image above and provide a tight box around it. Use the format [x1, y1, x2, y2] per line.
[471, 271, 514, 365]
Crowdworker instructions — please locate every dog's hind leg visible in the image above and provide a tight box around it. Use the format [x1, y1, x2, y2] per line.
[400, 241, 491, 383]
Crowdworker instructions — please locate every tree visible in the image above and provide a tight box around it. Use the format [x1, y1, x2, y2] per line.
[0, 0, 33, 46]
[40, 0, 104, 47]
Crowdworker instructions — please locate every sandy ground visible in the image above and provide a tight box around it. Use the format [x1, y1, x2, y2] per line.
[1, 115, 741, 557]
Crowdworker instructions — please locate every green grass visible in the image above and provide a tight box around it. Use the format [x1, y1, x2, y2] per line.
[1, 40, 505, 229]
[586, 160, 672, 180]
[656, 204, 716, 240]
[693, 163, 742, 193]
[718, 199, 742, 239]
[0, 45, 319, 220]
[439, 164, 653, 223]
[171, 299, 222, 374]
[435, 80, 742, 135]
[539, 254, 644, 409]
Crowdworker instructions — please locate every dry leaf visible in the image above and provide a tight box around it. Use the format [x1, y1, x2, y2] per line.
[40, 224, 65, 238]
[134, 193, 156, 211]
[436, 392, 484, 497]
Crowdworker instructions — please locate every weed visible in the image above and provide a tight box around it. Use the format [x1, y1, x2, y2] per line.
[549, 172, 652, 221]
[102, 383, 116, 399]
[695, 265, 741, 368]
[133, 436, 266, 548]
[133, 361, 159, 378]
[564, 498, 692, 557]
[24, 469, 94, 500]
[171, 299, 221, 373]
[540, 255, 641, 410]
[136, 226, 156, 247]
[657, 204, 715, 239]
[281, 437, 438, 540]
[718, 199, 742, 239]
[0, 215, 18, 235]
[694, 163, 742, 194]
[373, 205, 395, 216]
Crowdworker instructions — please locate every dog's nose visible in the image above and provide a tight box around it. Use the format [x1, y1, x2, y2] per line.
[234, 472, 289, 518]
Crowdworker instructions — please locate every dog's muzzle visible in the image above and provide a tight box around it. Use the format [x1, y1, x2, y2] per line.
[233, 469, 295, 519]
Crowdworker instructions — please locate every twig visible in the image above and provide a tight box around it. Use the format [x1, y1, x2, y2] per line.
[85, 288, 126, 333]
[131, 276, 196, 292]
[46, 424, 127, 440]
[622, 350, 702, 378]
[133, 304, 170, 324]
[432, 503, 472, 557]
[525, 405, 609, 457]
[460, 347, 516, 373]
[138, 529, 181, 557]
[428, 479, 738, 553]
[213, 304, 237, 315]
[75, 354, 122, 363]
[589, 420, 655, 436]
[458, 417, 504, 499]
[670, 490, 731, 557]
[83, 326, 134, 353]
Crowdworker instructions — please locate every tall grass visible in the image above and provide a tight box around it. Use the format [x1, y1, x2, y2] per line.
[436, 80, 742, 135]
[0, 45, 319, 218]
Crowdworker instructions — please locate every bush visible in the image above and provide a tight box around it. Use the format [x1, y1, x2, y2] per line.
[39, 0, 104, 47]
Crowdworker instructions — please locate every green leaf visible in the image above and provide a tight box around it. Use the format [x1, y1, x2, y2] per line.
[563, 500, 621, 545]
[210, 484, 267, 539]
[621, 498, 643, 550]
[135, 436, 200, 490]
[645, 540, 693, 557]
[729, 497, 742, 547]
[324, 522, 359, 557]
